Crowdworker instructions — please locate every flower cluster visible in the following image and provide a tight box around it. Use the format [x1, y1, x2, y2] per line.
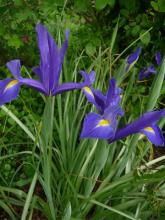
[80, 78, 165, 146]
[0, 24, 94, 106]
[0, 24, 164, 146]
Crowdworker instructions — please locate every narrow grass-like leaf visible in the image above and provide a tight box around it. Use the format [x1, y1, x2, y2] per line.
[146, 56, 165, 111]
[21, 169, 38, 220]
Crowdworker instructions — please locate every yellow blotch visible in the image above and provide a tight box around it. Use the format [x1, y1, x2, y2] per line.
[96, 119, 110, 127]
[4, 80, 18, 91]
[83, 86, 94, 97]
[144, 127, 155, 134]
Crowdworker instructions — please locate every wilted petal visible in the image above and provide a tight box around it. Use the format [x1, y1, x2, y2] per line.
[80, 112, 115, 139]
[141, 124, 164, 146]
[6, 59, 21, 79]
[109, 110, 165, 144]
[0, 78, 21, 106]
[138, 64, 156, 80]
[155, 51, 162, 65]
[126, 47, 142, 71]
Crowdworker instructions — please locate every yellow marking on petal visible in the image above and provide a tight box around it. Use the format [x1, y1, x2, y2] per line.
[4, 80, 18, 91]
[96, 119, 110, 128]
[144, 127, 155, 134]
[83, 86, 94, 97]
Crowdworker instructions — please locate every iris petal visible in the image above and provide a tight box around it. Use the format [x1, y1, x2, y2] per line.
[141, 124, 164, 146]
[81, 112, 115, 139]
[6, 59, 21, 79]
[0, 78, 21, 106]
[109, 110, 165, 144]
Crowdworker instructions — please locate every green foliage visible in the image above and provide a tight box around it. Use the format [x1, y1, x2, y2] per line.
[151, 0, 165, 12]
[0, 0, 165, 219]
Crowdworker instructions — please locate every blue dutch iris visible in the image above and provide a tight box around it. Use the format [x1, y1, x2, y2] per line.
[81, 78, 165, 146]
[125, 47, 142, 72]
[0, 24, 95, 106]
[138, 51, 162, 80]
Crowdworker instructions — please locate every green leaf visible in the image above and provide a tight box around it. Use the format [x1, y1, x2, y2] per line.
[85, 43, 96, 56]
[95, 0, 108, 10]
[74, 0, 89, 11]
[151, 1, 159, 11]
[146, 56, 165, 111]
[62, 202, 72, 220]
[158, 0, 165, 12]
[140, 31, 151, 45]
[107, 0, 115, 8]
[7, 35, 23, 49]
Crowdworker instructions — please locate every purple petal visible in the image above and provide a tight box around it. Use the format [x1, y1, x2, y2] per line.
[126, 47, 142, 71]
[82, 86, 95, 104]
[79, 70, 96, 85]
[138, 64, 156, 80]
[109, 110, 165, 143]
[105, 78, 122, 108]
[32, 66, 42, 80]
[155, 51, 162, 66]
[80, 112, 115, 139]
[103, 105, 124, 129]
[6, 60, 21, 79]
[92, 89, 106, 114]
[55, 30, 69, 85]
[0, 78, 21, 106]
[36, 24, 51, 92]
[47, 27, 59, 90]
[141, 124, 164, 146]
[52, 82, 84, 95]
[19, 78, 47, 95]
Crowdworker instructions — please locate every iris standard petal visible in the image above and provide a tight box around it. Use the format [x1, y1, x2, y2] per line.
[6, 59, 21, 79]
[105, 78, 122, 108]
[92, 89, 106, 114]
[47, 27, 59, 90]
[55, 30, 69, 85]
[141, 124, 164, 146]
[155, 51, 162, 66]
[126, 47, 142, 71]
[36, 23, 50, 91]
[109, 110, 165, 143]
[79, 70, 96, 85]
[80, 112, 115, 139]
[0, 78, 20, 106]
[138, 65, 156, 80]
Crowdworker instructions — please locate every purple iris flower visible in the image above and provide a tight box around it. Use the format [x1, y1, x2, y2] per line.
[138, 51, 162, 80]
[82, 78, 122, 114]
[81, 78, 124, 139]
[155, 51, 162, 65]
[0, 24, 95, 106]
[109, 110, 165, 146]
[138, 64, 156, 80]
[126, 47, 142, 72]
[81, 78, 165, 146]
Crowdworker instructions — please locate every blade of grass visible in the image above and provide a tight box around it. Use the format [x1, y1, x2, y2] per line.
[1, 105, 35, 142]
